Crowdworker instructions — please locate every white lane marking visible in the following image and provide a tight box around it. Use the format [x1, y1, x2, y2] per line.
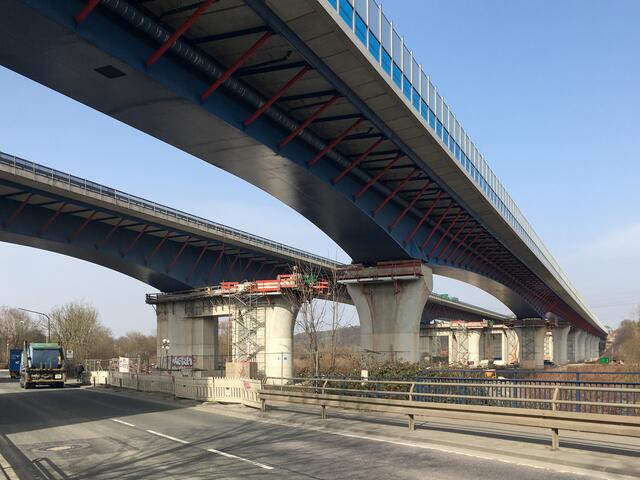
[110, 418, 136, 427]
[0, 453, 19, 480]
[207, 449, 273, 471]
[110, 416, 273, 471]
[146, 430, 190, 445]
[316, 430, 603, 478]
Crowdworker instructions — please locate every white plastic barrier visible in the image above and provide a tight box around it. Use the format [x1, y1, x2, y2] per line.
[102, 372, 260, 408]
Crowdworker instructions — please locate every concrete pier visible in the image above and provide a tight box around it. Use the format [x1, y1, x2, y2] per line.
[552, 326, 571, 365]
[515, 321, 547, 369]
[342, 261, 433, 363]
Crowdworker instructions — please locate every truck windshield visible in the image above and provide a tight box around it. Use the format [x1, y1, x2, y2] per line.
[31, 349, 61, 369]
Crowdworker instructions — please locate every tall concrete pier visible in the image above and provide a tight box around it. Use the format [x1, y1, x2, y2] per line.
[339, 261, 433, 363]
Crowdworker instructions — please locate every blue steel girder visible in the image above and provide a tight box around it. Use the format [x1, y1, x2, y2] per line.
[0, 179, 298, 292]
[0, 0, 599, 333]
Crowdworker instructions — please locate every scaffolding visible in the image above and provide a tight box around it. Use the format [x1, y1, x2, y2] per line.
[227, 286, 265, 364]
[450, 322, 469, 365]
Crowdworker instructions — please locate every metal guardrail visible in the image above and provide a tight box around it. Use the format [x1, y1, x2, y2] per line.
[0, 151, 340, 269]
[260, 376, 640, 449]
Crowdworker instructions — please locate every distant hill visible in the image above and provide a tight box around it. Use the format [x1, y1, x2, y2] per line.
[294, 325, 360, 349]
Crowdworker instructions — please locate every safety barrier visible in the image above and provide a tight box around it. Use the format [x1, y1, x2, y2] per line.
[261, 377, 640, 450]
[102, 372, 261, 408]
[413, 376, 640, 415]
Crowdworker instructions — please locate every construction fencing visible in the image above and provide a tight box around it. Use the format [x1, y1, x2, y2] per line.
[93, 371, 261, 408]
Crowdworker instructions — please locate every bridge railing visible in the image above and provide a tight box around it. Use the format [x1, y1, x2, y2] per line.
[263, 376, 640, 417]
[0, 151, 339, 269]
[260, 376, 640, 449]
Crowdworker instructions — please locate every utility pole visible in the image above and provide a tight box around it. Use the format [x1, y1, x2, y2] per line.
[18, 308, 51, 342]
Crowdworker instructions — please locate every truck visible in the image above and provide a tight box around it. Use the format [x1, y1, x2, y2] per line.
[20, 341, 65, 389]
[9, 348, 22, 378]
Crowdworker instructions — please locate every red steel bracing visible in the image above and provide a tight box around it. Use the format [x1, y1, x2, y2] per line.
[146, 231, 171, 263]
[438, 218, 469, 260]
[2, 193, 33, 228]
[200, 31, 273, 102]
[420, 202, 453, 249]
[206, 247, 225, 283]
[388, 180, 432, 230]
[224, 254, 240, 279]
[278, 95, 340, 149]
[240, 258, 254, 276]
[463, 243, 549, 308]
[455, 233, 480, 264]
[122, 225, 149, 256]
[269, 263, 279, 277]
[96, 218, 124, 247]
[244, 66, 311, 127]
[372, 169, 418, 216]
[168, 236, 192, 271]
[146, 0, 216, 67]
[186, 241, 209, 281]
[37, 202, 67, 236]
[403, 191, 443, 245]
[253, 261, 266, 279]
[74, 0, 101, 24]
[307, 117, 364, 166]
[332, 138, 385, 184]
[354, 154, 402, 200]
[68, 210, 96, 241]
[444, 225, 475, 262]
[427, 211, 462, 257]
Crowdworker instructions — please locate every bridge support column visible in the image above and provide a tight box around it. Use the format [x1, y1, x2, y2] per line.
[567, 329, 578, 363]
[155, 299, 222, 376]
[552, 326, 570, 365]
[264, 298, 298, 383]
[592, 335, 598, 360]
[468, 330, 481, 366]
[516, 323, 546, 369]
[575, 330, 587, 362]
[344, 262, 432, 363]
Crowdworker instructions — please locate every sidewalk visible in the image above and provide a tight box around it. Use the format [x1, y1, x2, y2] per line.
[200, 399, 640, 479]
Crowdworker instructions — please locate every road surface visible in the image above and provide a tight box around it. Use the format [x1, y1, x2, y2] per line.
[0, 380, 608, 479]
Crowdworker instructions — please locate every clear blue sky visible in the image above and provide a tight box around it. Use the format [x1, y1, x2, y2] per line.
[1, 1, 639, 334]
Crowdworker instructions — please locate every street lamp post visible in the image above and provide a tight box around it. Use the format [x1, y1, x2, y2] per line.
[18, 308, 51, 342]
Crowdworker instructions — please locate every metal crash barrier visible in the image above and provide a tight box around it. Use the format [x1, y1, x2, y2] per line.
[260, 377, 640, 450]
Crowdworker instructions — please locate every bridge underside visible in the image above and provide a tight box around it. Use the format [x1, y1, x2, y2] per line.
[0, 177, 295, 292]
[0, 0, 602, 335]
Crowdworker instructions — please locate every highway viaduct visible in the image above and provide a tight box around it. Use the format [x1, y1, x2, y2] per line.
[0, 0, 605, 369]
[0, 152, 532, 376]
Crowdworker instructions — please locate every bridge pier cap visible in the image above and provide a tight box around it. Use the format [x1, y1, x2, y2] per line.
[338, 260, 433, 363]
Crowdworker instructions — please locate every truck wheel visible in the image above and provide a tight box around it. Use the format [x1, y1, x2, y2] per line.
[24, 382, 32, 389]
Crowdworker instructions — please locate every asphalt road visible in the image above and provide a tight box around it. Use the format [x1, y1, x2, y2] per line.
[0, 380, 601, 480]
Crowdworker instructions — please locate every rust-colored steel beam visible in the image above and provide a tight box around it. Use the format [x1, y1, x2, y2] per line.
[307, 118, 363, 166]
[420, 203, 455, 249]
[244, 66, 311, 126]
[37, 202, 67, 236]
[200, 32, 273, 102]
[68, 210, 96, 241]
[372, 169, 417, 216]
[279, 95, 340, 149]
[404, 191, 443, 245]
[354, 154, 402, 200]
[146, 0, 216, 67]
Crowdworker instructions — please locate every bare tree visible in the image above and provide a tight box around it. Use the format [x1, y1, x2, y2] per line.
[282, 261, 349, 377]
[114, 331, 155, 361]
[50, 301, 108, 362]
[328, 268, 347, 371]
[0, 307, 45, 364]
